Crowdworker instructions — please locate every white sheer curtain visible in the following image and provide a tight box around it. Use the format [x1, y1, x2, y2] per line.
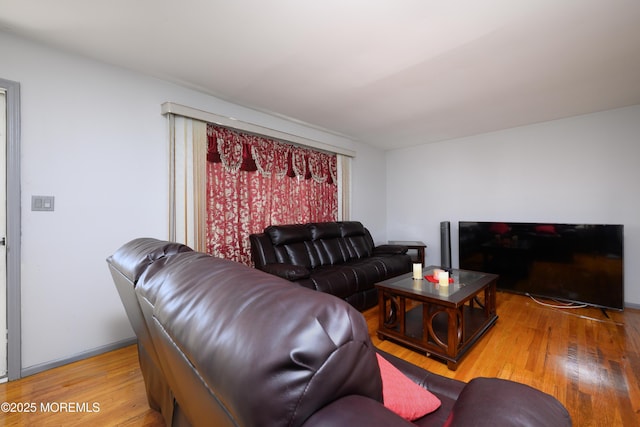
[168, 114, 207, 251]
[337, 154, 351, 221]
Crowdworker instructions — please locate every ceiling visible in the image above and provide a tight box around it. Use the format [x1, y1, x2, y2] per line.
[2, 0, 640, 150]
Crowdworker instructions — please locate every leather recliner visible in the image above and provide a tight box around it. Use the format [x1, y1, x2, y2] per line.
[107, 238, 572, 427]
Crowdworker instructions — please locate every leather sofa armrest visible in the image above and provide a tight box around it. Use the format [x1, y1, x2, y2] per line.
[373, 244, 408, 255]
[303, 395, 414, 427]
[262, 263, 311, 281]
[445, 377, 572, 427]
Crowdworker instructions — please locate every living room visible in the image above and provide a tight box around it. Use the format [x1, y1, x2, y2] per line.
[1, 1, 639, 425]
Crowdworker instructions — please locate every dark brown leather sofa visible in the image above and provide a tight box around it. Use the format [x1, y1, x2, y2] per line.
[250, 221, 411, 310]
[107, 238, 571, 427]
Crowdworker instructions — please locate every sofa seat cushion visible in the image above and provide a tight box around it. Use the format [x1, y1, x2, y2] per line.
[309, 266, 358, 298]
[376, 354, 441, 420]
[370, 254, 414, 276]
[303, 395, 415, 427]
[444, 377, 572, 427]
[307, 255, 409, 302]
[347, 257, 388, 280]
[342, 261, 386, 290]
[262, 263, 310, 280]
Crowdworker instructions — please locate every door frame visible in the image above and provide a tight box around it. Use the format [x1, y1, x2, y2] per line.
[1, 78, 22, 380]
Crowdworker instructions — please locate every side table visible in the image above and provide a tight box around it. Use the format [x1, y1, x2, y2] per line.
[388, 240, 426, 267]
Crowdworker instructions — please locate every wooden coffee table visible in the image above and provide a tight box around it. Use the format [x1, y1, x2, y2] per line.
[375, 266, 498, 370]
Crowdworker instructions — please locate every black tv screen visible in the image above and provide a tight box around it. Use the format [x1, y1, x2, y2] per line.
[458, 222, 624, 310]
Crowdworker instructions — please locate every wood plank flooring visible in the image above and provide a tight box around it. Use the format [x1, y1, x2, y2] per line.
[0, 291, 638, 426]
[0, 346, 164, 426]
[367, 291, 640, 427]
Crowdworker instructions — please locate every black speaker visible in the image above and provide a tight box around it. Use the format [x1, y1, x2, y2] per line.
[440, 221, 452, 270]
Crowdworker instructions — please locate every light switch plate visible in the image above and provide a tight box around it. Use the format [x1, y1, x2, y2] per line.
[32, 195, 55, 211]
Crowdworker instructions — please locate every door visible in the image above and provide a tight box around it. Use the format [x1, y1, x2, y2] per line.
[0, 90, 6, 379]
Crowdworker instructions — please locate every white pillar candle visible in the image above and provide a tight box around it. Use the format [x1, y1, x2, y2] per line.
[439, 270, 449, 286]
[413, 263, 422, 280]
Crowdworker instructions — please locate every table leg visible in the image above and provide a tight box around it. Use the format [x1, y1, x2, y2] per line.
[382, 293, 400, 328]
[446, 306, 463, 363]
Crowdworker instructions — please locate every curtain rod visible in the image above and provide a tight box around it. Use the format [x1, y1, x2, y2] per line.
[161, 102, 356, 157]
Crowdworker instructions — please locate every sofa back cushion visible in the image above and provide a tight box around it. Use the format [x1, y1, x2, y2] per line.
[340, 221, 374, 259]
[135, 250, 383, 427]
[265, 224, 314, 268]
[309, 222, 350, 265]
[262, 222, 376, 269]
[107, 237, 193, 283]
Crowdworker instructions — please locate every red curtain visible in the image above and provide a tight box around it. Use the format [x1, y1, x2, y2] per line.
[206, 124, 338, 265]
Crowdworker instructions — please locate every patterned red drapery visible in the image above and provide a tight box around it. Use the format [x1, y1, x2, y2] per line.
[206, 124, 338, 264]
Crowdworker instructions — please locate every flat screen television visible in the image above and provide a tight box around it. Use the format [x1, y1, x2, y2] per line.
[458, 222, 624, 310]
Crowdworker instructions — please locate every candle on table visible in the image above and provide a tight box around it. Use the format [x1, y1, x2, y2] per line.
[413, 263, 422, 280]
[439, 270, 449, 286]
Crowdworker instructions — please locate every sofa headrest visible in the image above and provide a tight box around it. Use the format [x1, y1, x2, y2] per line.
[309, 222, 341, 240]
[265, 224, 312, 245]
[106, 237, 193, 283]
[339, 221, 366, 237]
[136, 250, 382, 426]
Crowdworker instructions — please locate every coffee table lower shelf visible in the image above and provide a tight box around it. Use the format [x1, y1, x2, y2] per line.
[376, 302, 498, 370]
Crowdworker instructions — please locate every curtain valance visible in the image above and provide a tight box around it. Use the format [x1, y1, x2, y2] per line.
[207, 124, 337, 184]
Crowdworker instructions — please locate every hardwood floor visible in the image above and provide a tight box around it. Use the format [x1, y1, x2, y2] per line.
[367, 291, 640, 427]
[1, 291, 638, 426]
[0, 346, 164, 426]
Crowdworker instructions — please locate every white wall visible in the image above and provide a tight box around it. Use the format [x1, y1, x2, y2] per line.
[0, 31, 382, 372]
[386, 105, 640, 306]
[350, 142, 388, 243]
